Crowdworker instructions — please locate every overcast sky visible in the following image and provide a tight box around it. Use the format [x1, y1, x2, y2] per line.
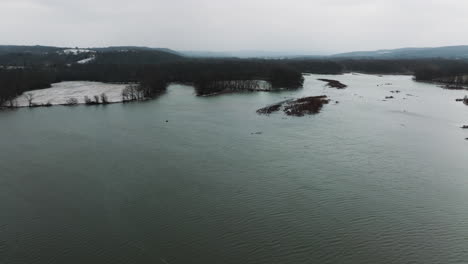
[1, 0, 467, 54]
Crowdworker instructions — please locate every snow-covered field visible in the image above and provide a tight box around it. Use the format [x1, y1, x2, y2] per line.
[61, 48, 96, 55]
[77, 56, 96, 64]
[15, 81, 128, 107]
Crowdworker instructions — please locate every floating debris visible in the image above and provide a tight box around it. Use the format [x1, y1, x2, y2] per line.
[317, 79, 347, 89]
[385, 96, 394, 99]
[257, 96, 330, 117]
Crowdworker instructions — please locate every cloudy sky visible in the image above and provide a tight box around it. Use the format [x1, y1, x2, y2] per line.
[0, 0, 467, 54]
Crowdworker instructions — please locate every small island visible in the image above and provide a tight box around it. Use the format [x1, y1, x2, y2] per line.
[257, 95, 330, 117]
[317, 79, 348, 89]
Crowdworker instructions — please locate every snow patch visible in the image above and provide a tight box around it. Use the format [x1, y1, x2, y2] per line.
[14, 81, 128, 107]
[77, 56, 95, 64]
[61, 48, 96, 55]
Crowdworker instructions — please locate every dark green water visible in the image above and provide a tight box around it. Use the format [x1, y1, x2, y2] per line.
[1, 74, 468, 264]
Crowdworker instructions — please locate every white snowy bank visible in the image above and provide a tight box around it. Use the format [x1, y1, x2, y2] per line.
[77, 56, 95, 64]
[61, 49, 96, 55]
[14, 81, 128, 107]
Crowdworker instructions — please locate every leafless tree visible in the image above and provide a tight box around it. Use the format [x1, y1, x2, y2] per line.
[24, 93, 34, 107]
[7, 98, 17, 108]
[84, 96, 92, 104]
[65, 97, 78, 106]
[100, 93, 109, 104]
[122, 84, 144, 102]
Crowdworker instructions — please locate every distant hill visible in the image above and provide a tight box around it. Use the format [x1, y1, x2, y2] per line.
[182, 50, 327, 59]
[332, 45, 468, 59]
[92, 46, 182, 56]
[0, 45, 184, 66]
[0, 45, 181, 55]
[4, 44, 468, 62]
[183, 46, 468, 59]
[92, 50, 184, 64]
[0, 45, 62, 55]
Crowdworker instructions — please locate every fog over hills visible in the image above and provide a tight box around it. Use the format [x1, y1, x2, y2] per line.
[190, 45, 468, 59]
[3, 44, 468, 61]
[332, 45, 468, 59]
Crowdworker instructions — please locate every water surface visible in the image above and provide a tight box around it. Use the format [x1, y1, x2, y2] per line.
[1, 74, 468, 264]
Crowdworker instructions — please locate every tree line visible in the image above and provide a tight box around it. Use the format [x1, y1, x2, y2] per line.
[0, 68, 55, 107]
[3, 57, 468, 107]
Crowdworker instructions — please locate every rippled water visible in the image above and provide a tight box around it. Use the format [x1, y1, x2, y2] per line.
[1, 74, 468, 264]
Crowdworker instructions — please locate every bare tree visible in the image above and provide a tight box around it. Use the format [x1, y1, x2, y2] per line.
[122, 84, 143, 102]
[7, 98, 17, 108]
[93, 95, 100, 104]
[84, 96, 92, 105]
[65, 97, 78, 106]
[122, 87, 130, 102]
[100, 93, 109, 104]
[24, 93, 34, 107]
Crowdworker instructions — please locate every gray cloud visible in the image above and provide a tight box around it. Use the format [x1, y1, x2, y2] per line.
[1, 0, 467, 53]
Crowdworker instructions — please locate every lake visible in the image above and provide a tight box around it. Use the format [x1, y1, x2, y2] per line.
[1, 74, 468, 264]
